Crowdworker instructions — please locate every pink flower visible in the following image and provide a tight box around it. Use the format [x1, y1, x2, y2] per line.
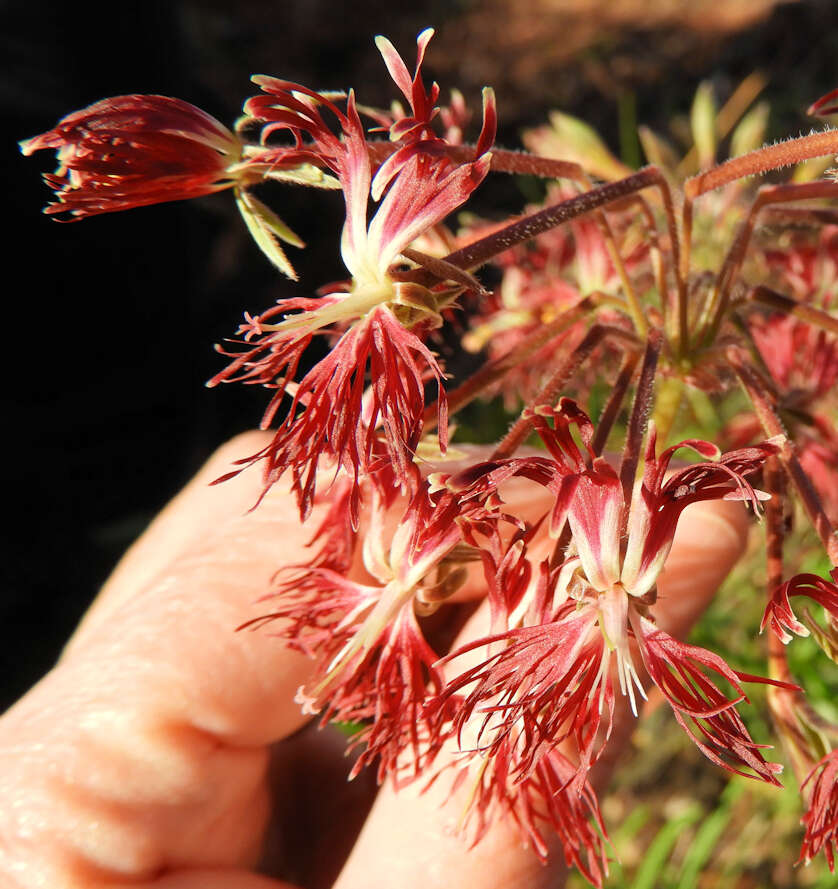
[762, 568, 838, 645]
[809, 87, 838, 117]
[460, 185, 642, 406]
[20, 95, 245, 218]
[750, 312, 838, 405]
[437, 399, 784, 784]
[443, 736, 609, 885]
[212, 32, 495, 517]
[800, 750, 838, 870]
[211, 299, 446, 524]
[243, 475, 504, 783]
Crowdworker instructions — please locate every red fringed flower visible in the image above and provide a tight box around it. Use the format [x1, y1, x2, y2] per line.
[809, 88, 838, 118]
[212, 31, 495, 516]
[762, 568, 838, 644]
[445, 736, 609, 886]
[637, 620, 783, 782]
[243, 476, 504, 783]
[436, 399, 784, 786]
[211, 301, 446, 523]
[20, 95, 245, 218]
[800, 750, 838, 870]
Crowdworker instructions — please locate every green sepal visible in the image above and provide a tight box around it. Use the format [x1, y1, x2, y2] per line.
[795, 702, 832, 764]
[637, 125, 680, 175]
[264, 164, 342, 190]
[523, 110, 630, 181]
[802, 606, 838, 665]
[792, 156, 835, 183]
[690, 81, 718, 170]
[235, 186, 303, 280]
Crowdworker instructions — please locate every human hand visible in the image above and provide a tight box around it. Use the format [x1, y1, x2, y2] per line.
[0, 433, 750, 889]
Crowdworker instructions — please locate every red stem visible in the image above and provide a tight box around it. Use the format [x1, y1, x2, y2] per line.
[491, 324, 620, 460]
[591, 350, 641, 457]
[619, 329, 663, 506]
[728, 347, 838, 565]
[422, 298, 597, 430]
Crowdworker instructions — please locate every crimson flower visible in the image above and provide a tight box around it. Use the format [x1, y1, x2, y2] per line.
[762, 568, 838, 645]
[211, 31, 495, 520]
[442, 736, 609, 885]
[747, 307, 838, 519]
[800, 750, 838, 870]
[436, 399, 784, 785]
[242, 474, 505, 784]
[20, 95, 247, 218]
[809, 87, 838, 117]
[751, 312, 838, 406]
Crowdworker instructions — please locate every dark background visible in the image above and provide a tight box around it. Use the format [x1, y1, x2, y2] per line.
[4, 0, 837, 710]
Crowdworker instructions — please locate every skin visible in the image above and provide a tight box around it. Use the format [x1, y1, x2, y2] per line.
[0, 432, 750, 889]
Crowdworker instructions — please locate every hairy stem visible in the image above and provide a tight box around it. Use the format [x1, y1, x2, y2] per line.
[423, 167, 678, 278]
[591, 350, 641, 456]
[700, 181, 838, 347]
[747, 285, 838, 337]
[366, 141, 585, 181]
[728, 347, 838, 565]
[682, 129, 838, 291]
[491, 324, 631, 460]
[685, 129, 838, 200]
[619, 328, 663, 506]
[423, 298, 597, 430]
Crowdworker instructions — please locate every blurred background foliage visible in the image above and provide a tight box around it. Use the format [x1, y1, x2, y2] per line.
[5, 0, 838, 883]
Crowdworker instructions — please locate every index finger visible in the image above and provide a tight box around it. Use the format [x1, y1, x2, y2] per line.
[0, 434, 329, 886]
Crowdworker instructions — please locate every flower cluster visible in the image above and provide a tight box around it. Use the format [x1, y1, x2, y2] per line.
[23, 31, 838, 886]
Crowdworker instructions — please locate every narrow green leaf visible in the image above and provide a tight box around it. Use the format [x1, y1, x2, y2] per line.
[618, 90, 641, 170]
[792, 156, 836, 183]
[523, 110, 631, 181]
[638, 125, 680, 173]
[802, 606, 838, 664]
[676, 806, 735, 889]
[630, 805, 702, 889]
[265, 163, 342, 190]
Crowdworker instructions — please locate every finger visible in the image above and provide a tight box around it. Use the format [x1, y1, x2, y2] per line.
[0, 435, 331, 887]
[333, 498, 751, 889]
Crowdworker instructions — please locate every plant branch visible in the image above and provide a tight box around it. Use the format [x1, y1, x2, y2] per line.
[591, 349, 641, 456]
[747, 285, 838, 337]
[422, 298, 598, 430]
[490, 324, 635, 460]
[728, 346, 838, 565]
[619, 328, 663, 506]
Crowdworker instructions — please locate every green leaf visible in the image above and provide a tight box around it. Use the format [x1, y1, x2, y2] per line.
[638, 125, 680, 174]
[523, 110, 631, 181]
[265, 163, 342, 190]
[802, 606, 838, 665]
[676, 791, 740, 889]
[630, 804, 702, 889]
